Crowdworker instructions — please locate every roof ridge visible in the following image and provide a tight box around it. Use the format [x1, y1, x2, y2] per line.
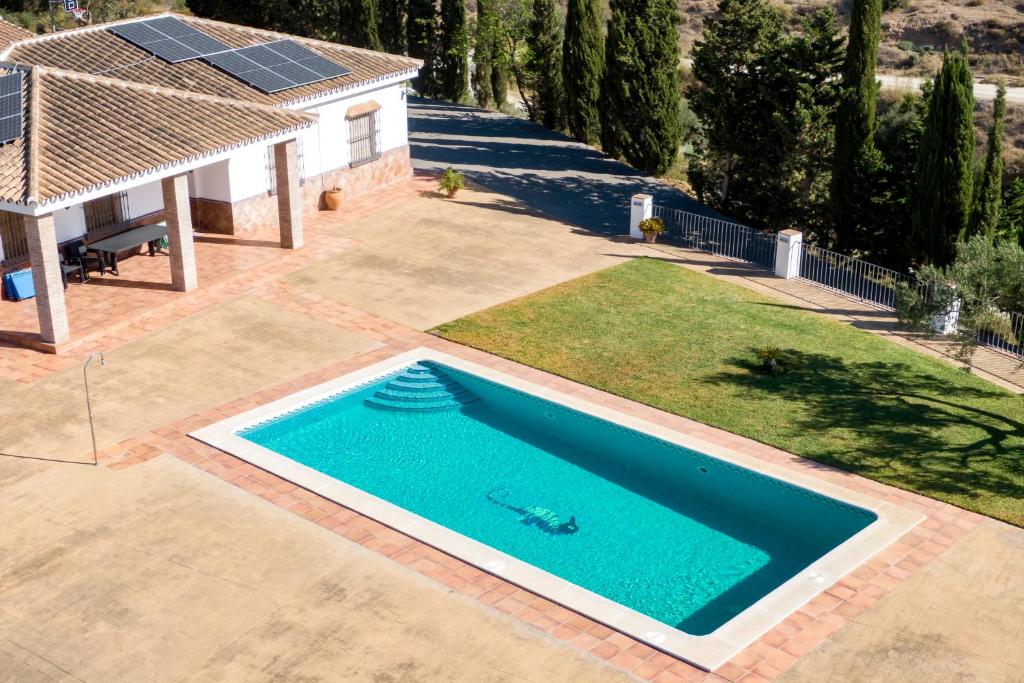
[0, 12, 170, 61]
[181, 14, 422, 64]
[29, 63, 318, 121]
[25, 66, 41, 204]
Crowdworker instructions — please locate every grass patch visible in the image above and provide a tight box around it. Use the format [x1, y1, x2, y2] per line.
[434, 258, 1024, 526]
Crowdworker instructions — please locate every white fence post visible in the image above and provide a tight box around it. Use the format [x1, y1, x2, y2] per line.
[629, 194, 653, 240]
[774, 229, 803, 279]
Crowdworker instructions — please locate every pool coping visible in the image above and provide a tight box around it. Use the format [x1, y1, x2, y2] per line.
[190, 346, 925, 671]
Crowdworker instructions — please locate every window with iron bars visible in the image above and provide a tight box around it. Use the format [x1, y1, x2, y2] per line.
[83, 191, 131, 241]
[266, 139, 306, 196]
[0, 211, 28, 267]
[349, 111, 380, 167]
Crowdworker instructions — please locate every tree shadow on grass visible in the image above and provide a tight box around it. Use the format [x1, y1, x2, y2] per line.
[709, 349, 1024, 509]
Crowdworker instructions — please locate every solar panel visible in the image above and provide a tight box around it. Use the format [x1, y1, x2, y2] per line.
[109, 16, 230, 63]
[0, 71, 24, 146]
[202, 39, 352, 93]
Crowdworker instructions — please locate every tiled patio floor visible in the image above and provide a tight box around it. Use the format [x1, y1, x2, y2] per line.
[0, 175, 1014, 682]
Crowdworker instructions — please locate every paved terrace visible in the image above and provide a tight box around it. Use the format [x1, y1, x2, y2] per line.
[0, 177, 1021, 682]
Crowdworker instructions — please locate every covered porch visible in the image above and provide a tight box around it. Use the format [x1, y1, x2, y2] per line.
[0, 64, 315, 353]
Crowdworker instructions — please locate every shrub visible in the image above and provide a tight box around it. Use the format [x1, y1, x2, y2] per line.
[639, 217, 665, 236]
[755, 345, 786, 374]
[438, 167, 465, 196]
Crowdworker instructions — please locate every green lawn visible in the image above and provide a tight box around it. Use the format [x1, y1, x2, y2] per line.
[434, 258, 1024, 526]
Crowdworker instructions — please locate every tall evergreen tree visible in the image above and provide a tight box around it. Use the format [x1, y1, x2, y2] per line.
[998, 177, 1024, 245]
[562, 0, 603, 143]
[380, 0, 408, 53]
[438, 0, 469, 101]
[830, 0, 883, 252]
[526, 0, 564, 128]
[600, 0, 682, 175]
[911, 48, 975, 266]
[337, 0, 383, 50]
[490, 56, 509, 109]
[407, 0, 439, 96]
[473, 0, 496, 107]
[970, 83, 1006, 237]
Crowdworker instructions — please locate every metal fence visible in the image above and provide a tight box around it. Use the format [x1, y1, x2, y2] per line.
[796, 242, 915, 309]
[652, 206, 778, 269]
[977, 310, 1024, 360]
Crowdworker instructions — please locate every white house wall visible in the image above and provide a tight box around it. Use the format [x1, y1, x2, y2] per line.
[189, 161, 232, 203]
[227, 81, 409, 203]
[54, 204, 86, 244]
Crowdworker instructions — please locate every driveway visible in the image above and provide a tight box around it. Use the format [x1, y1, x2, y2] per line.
[409, 98, 718, 235]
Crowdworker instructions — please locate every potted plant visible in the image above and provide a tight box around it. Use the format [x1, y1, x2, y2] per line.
[755, 345, 785, 375]
[638, 217, 665, 243]
[323, 186, 344, 211]
[439, 167, 465, 198]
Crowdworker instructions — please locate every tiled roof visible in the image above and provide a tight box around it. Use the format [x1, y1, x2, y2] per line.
[0, 17, 33, 51]
[0, 65, 316, 206]
[2, 14, 422, 107]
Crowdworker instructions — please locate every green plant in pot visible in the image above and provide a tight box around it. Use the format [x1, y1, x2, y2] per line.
[439, 167, 465, 198]
[755, 345, 786, 374]
[639, 217, 665, 243]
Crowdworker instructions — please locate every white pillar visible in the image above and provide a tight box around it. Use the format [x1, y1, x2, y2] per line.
[24, 213, 70, 345]
[774, 229, 803, 279]
[162, 174, 198, 292]
[629, 194, 653, 240]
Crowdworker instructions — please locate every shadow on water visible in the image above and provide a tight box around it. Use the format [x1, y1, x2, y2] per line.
[408, 97, 723, 235]
[709, 349, 1024, 502]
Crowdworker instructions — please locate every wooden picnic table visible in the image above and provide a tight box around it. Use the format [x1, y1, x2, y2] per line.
[88, 223, 168, 276]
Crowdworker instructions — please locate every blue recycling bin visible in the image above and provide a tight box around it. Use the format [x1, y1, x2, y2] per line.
[3, 269, 35, 301]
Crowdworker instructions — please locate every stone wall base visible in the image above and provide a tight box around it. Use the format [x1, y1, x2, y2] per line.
[194, 145, 413, 236]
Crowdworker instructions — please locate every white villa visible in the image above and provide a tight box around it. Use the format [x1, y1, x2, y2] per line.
[0, 13, 420, 348]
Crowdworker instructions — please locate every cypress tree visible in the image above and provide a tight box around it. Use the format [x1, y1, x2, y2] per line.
[998, 177, 1024, 245]
[380, 0, 408, 53]
[438, 0, 469, 101]
[600, 0, 682, 175]
[491, 57, 509, 109]
[970, 83, 1006, 237]
[562, 0, 603, 143]
[407, 0, 438, 96]
[830, 0, 882, 252]
[527, 0, 564, 129]
[338, 0, 383, 50]
[473, 0, 495, 107]
[911, 48, 975, 266]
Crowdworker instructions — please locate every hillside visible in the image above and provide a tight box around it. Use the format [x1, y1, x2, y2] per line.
[679, 0, 1024, 82]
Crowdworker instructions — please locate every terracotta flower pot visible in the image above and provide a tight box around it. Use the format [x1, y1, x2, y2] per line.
[446, 188, 459, 198]
[643, 232, 658, 243]
[323, 190, 344, 211]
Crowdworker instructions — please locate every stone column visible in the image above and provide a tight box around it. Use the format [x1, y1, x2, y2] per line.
[24, 213, 69, 345]
[774, 229, 803, 279]
[162, 174, 198, 292]
[274, 140, 303, 250]
[629, 194, 653, 240]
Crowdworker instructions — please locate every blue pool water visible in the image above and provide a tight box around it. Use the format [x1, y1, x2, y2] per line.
[241, 361, 875, 635]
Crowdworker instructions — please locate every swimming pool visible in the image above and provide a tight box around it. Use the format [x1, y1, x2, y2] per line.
[192, 348, 922, 669]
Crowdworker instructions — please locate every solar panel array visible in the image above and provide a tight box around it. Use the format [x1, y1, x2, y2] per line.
[203, 40, 352, 94]
[0, 71, 23, 146]
[109, 16, 229, 63]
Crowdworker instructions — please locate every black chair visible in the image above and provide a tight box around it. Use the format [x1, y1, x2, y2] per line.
[59, 254, 85, 290]
[62, 240, 105, 277]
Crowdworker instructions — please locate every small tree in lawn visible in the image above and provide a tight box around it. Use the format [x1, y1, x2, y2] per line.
[600, 0, 682, 175]
[562, 0, 603, 143]
[911, 47, 975, 266]
[970, 83, 1006, 237]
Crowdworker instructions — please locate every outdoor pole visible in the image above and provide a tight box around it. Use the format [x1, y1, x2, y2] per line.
[83, 352, 106, 466]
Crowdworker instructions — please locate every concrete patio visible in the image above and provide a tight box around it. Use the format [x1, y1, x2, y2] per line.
[0, 176, 1021, 683]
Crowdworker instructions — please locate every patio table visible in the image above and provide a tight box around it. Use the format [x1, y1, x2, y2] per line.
[88, 223, 168, 276]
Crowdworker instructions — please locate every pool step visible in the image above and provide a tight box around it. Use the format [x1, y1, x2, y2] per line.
[366, 362, 479, 412]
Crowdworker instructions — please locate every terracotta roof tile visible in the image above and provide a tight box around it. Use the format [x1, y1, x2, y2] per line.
[0, 17, 33, 52]
[3, 14, 421, 106]
[0, 65, 316, 206]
